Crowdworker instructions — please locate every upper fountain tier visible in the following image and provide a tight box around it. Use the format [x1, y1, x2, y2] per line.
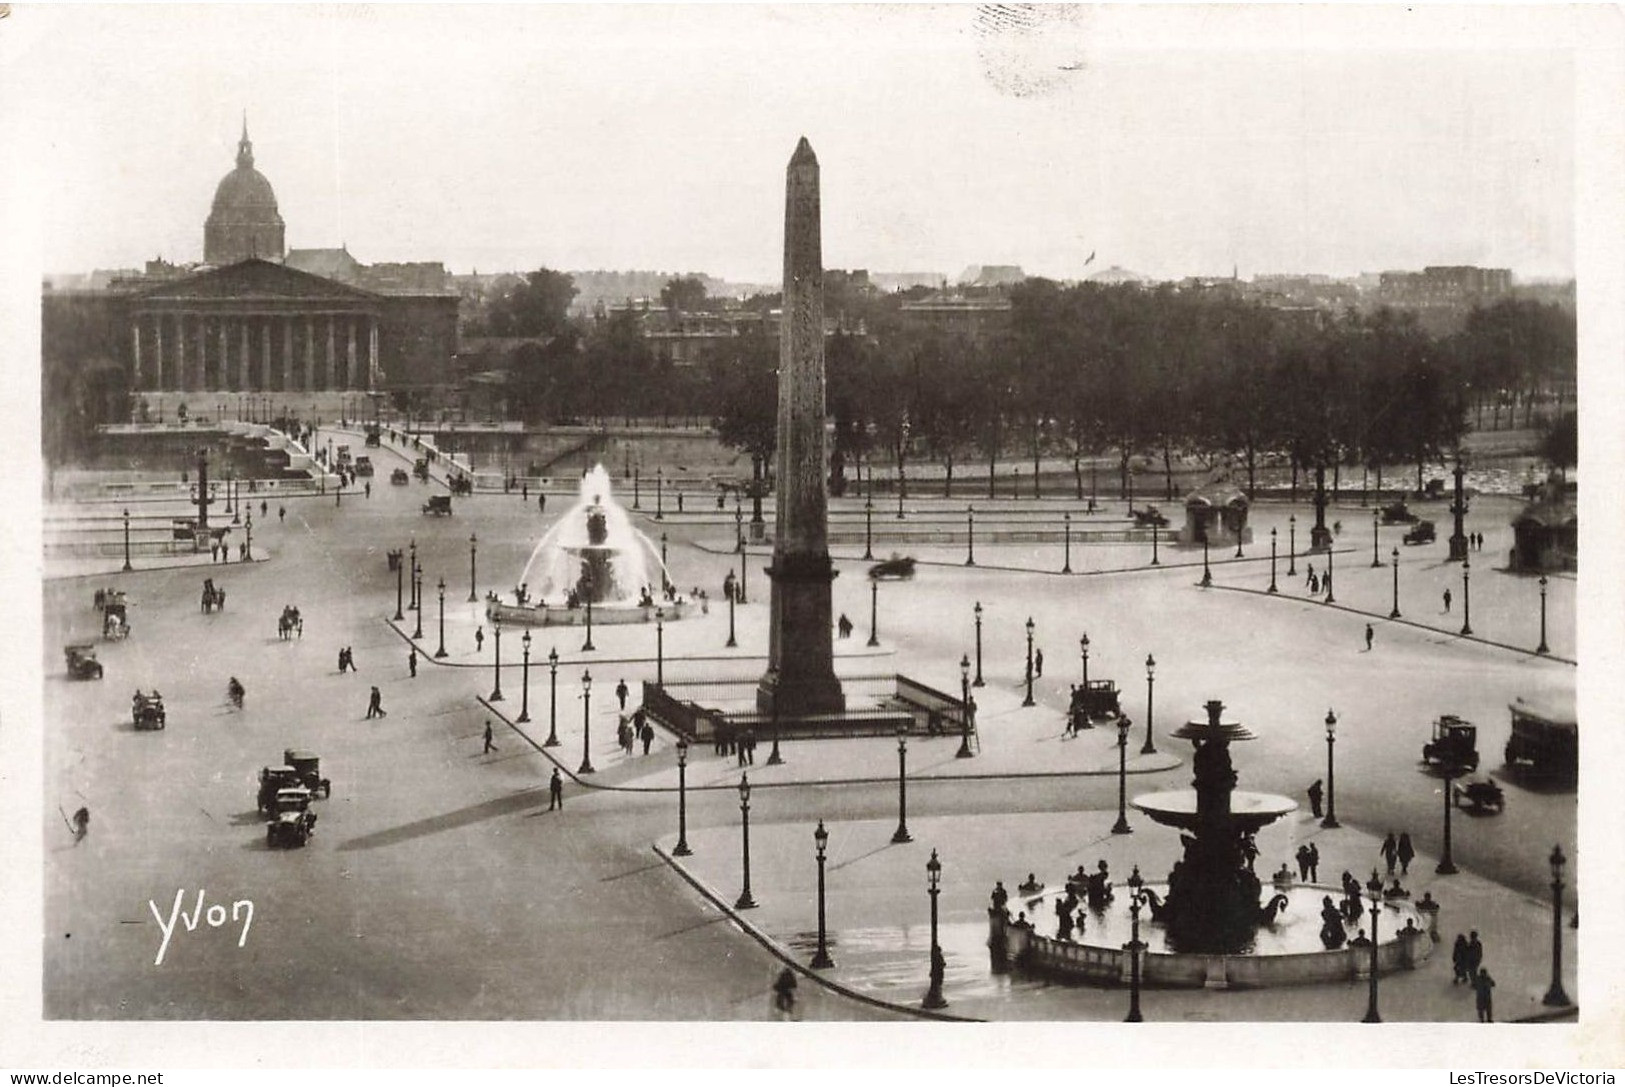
[517, 465, 671, 608]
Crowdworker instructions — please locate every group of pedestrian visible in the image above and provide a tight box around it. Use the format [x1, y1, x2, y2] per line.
[1294, 842, 1322, 882]
[364, 685, 387, 718]
[337, 646, 357, 673]
[1451, 930, 1496, 1020]
[617, 710, 655, 756]
[1380, 830, 1417, 876]
[712, 723, 757, 764]
[836, 613, 853, 639]
[1467, 531, 1486, 552]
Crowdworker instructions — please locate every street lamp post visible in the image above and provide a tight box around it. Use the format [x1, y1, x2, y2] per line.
[892, 725, 913, 843]
[1436, 761, 1459, 874]
[1460, 555, 1473, 636]
[412, 567, 424, 640]
[1534, 575, 1547, 653]
[660, 531, 668, 571]
[518, 630, 532, 722]
[436, 578, 448, 658]
[1268, 527, 1278, 593]
[122, 508, 133, 571]
[1390, 548, 1402, 619]
[673, 740, 692, 856]
[863, 498, 873, 560]
[489, 615, 503, 700]
[1362, 871, 1383, 1022]
[544, 647, 560, 746]
[767, 700, 783, 766]
[244, 512, 252, 560]
[1151, 519, 1160, 565]
[1200, 534, 1212, 587]
[583, 581, 596, 652]
[1371, 510, 1382, 567]
[966, 506, 975, 566]
[736, 500, 744, 555]
[468, 533, 478, 603]
[655, 608, 665, 686]
[632, 464, 640, 509]
[738, 549, 748, 605]
[1325, 543, 1336, 604]
[578, 670, 595, 774]
[726, 584, 737, 648]
[1111, 714, 1134, 834]
[1543, 844, 1572, 1006]
[735, 774, 757, 909]
[973, 602, 985, 687]
[956, 654, 974, 759]
[1023, 617, 1036, 707]
[1322, 710, 1341, 829]
[867, 579, 880, 647]
[1080, 632, 1090, 690]
[811, 820, 833, 968]
[1125, 866, 1146, 1022]
[1288, 514, 1298, 576]
[1234, 524, 1243, 559]
[923, 849, 948, 1009]
[1141, 654, 1157, 755]
[655, 466, 664, 521]
[1062, 511, 1072, 573]
[409, 539, 419, 609]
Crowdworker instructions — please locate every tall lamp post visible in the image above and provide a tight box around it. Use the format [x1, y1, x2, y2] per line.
[1062, 511, 1072, 573]
[1023, 617, 1036, 707]
[735, 774, 757, 909]
[736, 499, 745, 555]
[518, 630, 532, 722]
[863, 498, 874, 560]
[1362, 871, 1383, 1022]
[660, 531, 668, 571]
[1325, 543, 1336, 604]
[811, 820, 833, 968]
[1111, 714, 1134, 834]
[1080, 633, 1091, 690]
[244, 512, 252, 560]
[1436, 760, 1460, 874]
[655, 466, 664, 520]
[1288, 514, 1298, 576]
[954, 654, 976, 759]
[468, 532, 478, 602]
[867, 579, 880, 648]
[965, 506, 975, 566]
[726, 581, 738, 648]
[673, 740, 692, 856]
[1460, 554, 1473, 636]
[436, 578, 448, 657]
[1234, 523, 1243, 559]
[1124, 865, 1147, 1022]
[411, 567, 424, 640]
[892, 724, 913, 843]
[544, 647, 560, 746]
[1322, 710, 1341, 829]
[1543, 844, 1572, 1006]
[578, 670, 595, 774]
[1140, 654, 1157, 755]
[1268, 527, 1278, 593]
[488, 614, 503, 700]
[1371, 510, 1382, 567]
[409, 538, 419, 609]
[1534, 575, 1547, 653]
[1390, 548, 1402, 619]
[972, 602, 985, 686]
[922, 850, 948, 1009]
[1200, 534, 1212, 587]
[1151, 519, 1160, 566]
[654, 607, 665, 686]
[583, 579, 596, 652]
[122, 508, 133, 571]
[738, 549, 748, 605]
[632, 463, 641, 509]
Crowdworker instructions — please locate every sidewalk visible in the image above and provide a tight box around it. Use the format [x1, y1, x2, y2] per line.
[658, 809, 1577, 1023]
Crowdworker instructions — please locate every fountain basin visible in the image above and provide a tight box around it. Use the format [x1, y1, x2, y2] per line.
[1132, 789, 1298, 834]
[990, 883, 1432, 990]
[486, 599, 690, 627]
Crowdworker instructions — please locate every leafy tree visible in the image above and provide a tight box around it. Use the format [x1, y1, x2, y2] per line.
[487, 269, 578, 339]
[660, 275, 708, 314]
[1539, 411, 1576, 478]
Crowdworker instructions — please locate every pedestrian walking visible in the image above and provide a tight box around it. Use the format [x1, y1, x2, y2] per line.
[1309, 572, 1319, 594]
[639, 715, 654, 756]
[1034, 648, 1044, 678]
[365, 686, 386, 718]
[772, 967, 798, 1018]
[548, 768, 563, 810]
[737, 731, 749, 767]
[1381, 832, 1399, 874]
[837, 614, 853, 639]
[677, 492, 684, 513]
[71, 806, 90, 845]
[1451, 934, 1470, 983]
[278, 504, 286, 524]
[1465, 930, 1484, 978]
[1472, 968, 1496, 1022]
[1307, 778, 1324, 819]
[1306, 562, 1316, 588]
[1296, 844, 1312, 882]
[365, 481, 372, 499]
[483, 719, 497, 754]
[408, 648, 417, 677]
[745, 729, 756, 765]
[475, 626, 485, 653]
[261, 499, 268, 517]
[1307, 842, 1320, 882]
[539, 493, 546, 514]
[1323, 571, 1332, 596]
[1364, 623, 1374, 651]
[1396, 832, 1415, 875]
[1443, 587, 1453, 613]
[338, 647, 348, 673]
[616, 679, 629, 712]
[522, 484, 528, 503]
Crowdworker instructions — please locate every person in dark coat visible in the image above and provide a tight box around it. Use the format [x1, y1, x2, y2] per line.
[616, 679, 629, 712]
[475, 626, 485, 652]
[408, 648, 417, 677]
[1364, 623, 1374, 651]
[1465, 930, 1484, 979]
[1473, 968, 1496, 1022]
[1307, 779, 1324, 819]
[638, 713, 654, 755]
[1381, 832, 1399, 875]
[1034, 648, 1044, 678]
[365, 686, 386, 718]
[1451, 933, 1471, 984]
[1296, 844, 1312, 882]
[483, 720, 497, 754]
[548, 768, 563, 810]
[1396, 832, 1415, 875]
[1307, 842, 1320, 882]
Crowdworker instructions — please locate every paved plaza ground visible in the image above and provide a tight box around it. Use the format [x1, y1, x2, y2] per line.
[30, 427, 1585, 1045]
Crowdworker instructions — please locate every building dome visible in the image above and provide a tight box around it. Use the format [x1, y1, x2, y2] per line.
[204, 117, 285, 265]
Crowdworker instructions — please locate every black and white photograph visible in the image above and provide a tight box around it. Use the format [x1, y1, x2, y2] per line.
[3, 1, 1621, 1074]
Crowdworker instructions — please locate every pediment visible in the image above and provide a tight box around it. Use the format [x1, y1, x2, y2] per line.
[137, 259, 379, 304]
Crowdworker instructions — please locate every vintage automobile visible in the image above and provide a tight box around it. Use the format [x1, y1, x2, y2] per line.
[132, 690, 166, 730]
[364, 425, 382, 448]
[266, 787, 317, 849]
[65, 643, 104, 680]
[422, 494, 453, 516]
[391, 468, 410, 486]
[1069, 680, 1122, 730]
[1130, 505, 1170, 528]
[413, 458, 431, 481]
[868, 554, 916, 580]
[1422, 714, 1479, 772]
[353, 456, 375, 478]
[448, 474, 473, 496]
[257, 766, 303, 814]
[102, 600, 131, 640]
[1381, 501, 1420, 524]
[1453, 777, 1506, 814]
[283, 749, 332, 799]
[1403, 520, 1437, 546]
[1504, 696, 1577, 781]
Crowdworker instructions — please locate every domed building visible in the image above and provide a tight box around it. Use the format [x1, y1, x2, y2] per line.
[203, 118, 285, 265]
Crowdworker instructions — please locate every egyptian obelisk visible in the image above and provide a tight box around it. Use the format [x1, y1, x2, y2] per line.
[758, 138, 844, 716]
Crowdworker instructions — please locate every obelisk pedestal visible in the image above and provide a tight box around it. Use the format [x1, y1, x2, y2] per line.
[758, 138, 844, 717]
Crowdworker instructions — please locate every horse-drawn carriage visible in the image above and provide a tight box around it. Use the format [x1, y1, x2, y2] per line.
[132, 689, 166, 730]
[95, 588, 131, 640]
[1069, 680, 1122, 731]
[413, 458, 430, 482]
[277, 605, 303, 640]
[65, 643, 103, 680]
[201, 578, 226, 613]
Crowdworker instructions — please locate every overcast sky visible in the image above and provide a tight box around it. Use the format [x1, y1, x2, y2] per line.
[5, 4, 1580, 283]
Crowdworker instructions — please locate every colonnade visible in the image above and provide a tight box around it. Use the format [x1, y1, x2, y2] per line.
[129, 310, 379, 393]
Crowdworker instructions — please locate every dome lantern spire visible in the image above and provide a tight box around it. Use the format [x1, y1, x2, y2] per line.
[237, 111, 254, 170]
